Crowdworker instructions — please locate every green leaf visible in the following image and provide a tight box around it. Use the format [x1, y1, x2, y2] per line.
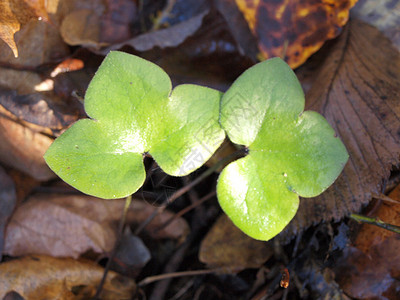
[217, 58, 348, 241]
[45, 51, 224, 199]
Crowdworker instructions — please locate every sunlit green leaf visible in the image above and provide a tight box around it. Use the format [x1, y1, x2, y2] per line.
[45, 51, 224, 199]
[217, 58, 348, 241]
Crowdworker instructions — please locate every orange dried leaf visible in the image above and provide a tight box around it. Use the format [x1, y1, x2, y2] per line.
[235, 0, 357, 68]
[0, 255, 136, 299]
[0, 0, 49, 58]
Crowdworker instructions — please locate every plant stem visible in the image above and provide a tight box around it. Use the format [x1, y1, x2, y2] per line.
[93, 195, 132, 299]
[134, 149, 243, 235]
[138, 269, 220, 287]
[350, 213, 400, 234]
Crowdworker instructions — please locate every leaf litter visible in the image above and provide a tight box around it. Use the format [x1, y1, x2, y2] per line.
[0, 0, 399, 299]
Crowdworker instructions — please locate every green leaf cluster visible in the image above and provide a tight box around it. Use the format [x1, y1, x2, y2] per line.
[44, 51, 348, 241]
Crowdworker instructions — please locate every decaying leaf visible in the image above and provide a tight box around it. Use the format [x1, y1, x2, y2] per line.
[0, 166, 16, 260]
[0, 115, 55, 181]
[0, 87, 83, 134]
[334, 184, 400, 299]
[4, 194, 189, 258]
[0, 0, 49, 57]
[102, 11, 208, 53]
[283, 19, 400, 238]
[59, 0, 137, 48]
[4, 194, 118, 258]
[0, 255, 136, 300]
[199, 214, 273, 271]
[0, 19, 69, 67]
[352, 0, 400, 50]
[234, 0, 357, 68]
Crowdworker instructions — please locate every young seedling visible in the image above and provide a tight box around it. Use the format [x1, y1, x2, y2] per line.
[44, 51, 348, 241]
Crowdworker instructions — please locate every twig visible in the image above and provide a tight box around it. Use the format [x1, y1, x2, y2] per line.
[372, 193, 400, 204]
[134, 149, 243, 235]
[138, 269, 219, 287]
[152, 190, 216, 234]
[93, 195, 132, 299]
[152, 0, 176, 30]
[350, 213, 400, 234]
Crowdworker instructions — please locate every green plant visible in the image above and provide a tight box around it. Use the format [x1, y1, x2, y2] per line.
[44, 51, 348, 241]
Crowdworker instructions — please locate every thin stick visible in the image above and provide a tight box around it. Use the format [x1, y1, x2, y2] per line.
[138, 269, 219, 287]
[134, 149, 243, 235]
[350, 213, 400, 234]
[372, 193, 400, 204]
[93, 195, 132, 299]
[153, 190, 216, 234]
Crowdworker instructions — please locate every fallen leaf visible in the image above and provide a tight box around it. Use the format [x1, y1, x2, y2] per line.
[352, 0, 400, 50]
[60, 9, 104, 48]
[59, 0, 137, 48]
[199, 214, 273, 271]
[101, 10, 208, 54]
[0, 255, 136, 300]
[4, 194, 118, 258]
[335, 184, 400, 299]
[0, 0, 49, 57]
[0, 19, 69, 67]
[0, 115, 55, 181]
[233, 0, 357, 68]
[0, 87, 83, 134]
[215, 0, 259, 60]
[282, 19, 400, 238]
[0, 166, 16, 260]
[100, 0, 137, 44]
[4, 194, 189, 258]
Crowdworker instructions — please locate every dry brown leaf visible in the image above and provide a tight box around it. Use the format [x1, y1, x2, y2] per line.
[58, 0, 136, 48]
[0, 0, 49, 57]
[4, 194, 189, 258]
[4, 194, 118, 258]
[283, 19, 400, 238]
[334, 184, 400, 299]
[102, 10, 208, 54]
[60, 9, 103, 48]
[0, 19, 69, 67]
[0, 116, 55, 181]
[0, 255, 136, 300]
[352, 0, 400, 50]
[199, 214, 273, 272]
[234, 0, 357, 68]
[0, 87, 83, 134]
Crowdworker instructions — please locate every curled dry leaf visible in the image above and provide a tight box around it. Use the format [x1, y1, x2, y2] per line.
[4, 194, 189, 258]
[0, 19, 69, 67]
[0, 0, 49, 57]
[334, 184, 400, 299]
[0, 166, 16, 260]
[234, 0, 357, 68]
[101, 11, 208, 54]
[282, 19, 400, 238]
[0, 255, 136, 300]
[199, 214, 273, 272]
